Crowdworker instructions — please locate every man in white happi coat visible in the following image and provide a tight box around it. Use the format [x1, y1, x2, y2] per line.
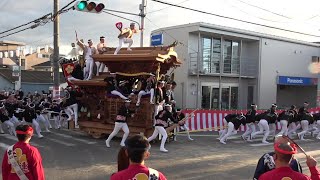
[96, 36, 107, 76]
[114, 23, 139, 55]
[77, 38, 97, 80]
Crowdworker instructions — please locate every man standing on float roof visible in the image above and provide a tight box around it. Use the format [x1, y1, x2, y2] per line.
[114, 23, 140, 55]
[76, 36, 97, 80]
[96, 36, 107, 76]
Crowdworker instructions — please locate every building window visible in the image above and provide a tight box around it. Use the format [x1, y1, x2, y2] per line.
[223, 40, 240, 74]
[231, 42, 240, 74]
[42, 54, 50, 58]
[223, 40, 232, 73]
[202, 38, 211, 73]
[37, 54, 50, 58]
[21, 59, 26, 67]
[201, 37, 221, 73]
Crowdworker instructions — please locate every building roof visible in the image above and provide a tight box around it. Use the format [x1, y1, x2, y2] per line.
[32, 61, 51, 68]
[152, 22, 320, 47]
[0, 40, 26, 46]
[0, 68, 65, 84]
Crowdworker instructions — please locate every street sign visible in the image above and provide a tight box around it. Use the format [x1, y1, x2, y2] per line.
[12, 65, 20, 77]
[151, 34, 163, 46]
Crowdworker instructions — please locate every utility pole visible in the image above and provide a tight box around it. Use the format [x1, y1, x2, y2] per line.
[53, 0, 60, 86]
[139, 0, 146, 47]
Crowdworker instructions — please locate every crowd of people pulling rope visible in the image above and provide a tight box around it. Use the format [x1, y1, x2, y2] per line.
[0, 87, 81, 139]
[218, 102, 320, 145]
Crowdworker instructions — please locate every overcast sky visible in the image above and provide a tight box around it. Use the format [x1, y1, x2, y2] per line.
[1, 0, 320, 54]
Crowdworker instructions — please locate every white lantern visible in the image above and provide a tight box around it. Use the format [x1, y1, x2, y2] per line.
[9, 51, 14, 57]
[16, 50, 20, 57]
[0, 52, 3, 58]
[4, 51, 8, 58]
[29, 47, 33, 54]
[45, 45, 49, 53]
[36, 47, 41, 54]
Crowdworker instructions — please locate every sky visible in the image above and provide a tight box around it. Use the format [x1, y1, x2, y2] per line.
[1, 0, 320, 54]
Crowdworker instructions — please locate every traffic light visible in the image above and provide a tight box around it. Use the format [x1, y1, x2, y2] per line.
[74, 1, 105, 13]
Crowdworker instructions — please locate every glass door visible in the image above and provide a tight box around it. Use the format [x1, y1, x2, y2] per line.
[221, 88, 230, 109]
[201, 86, 211, 109]
[230, 87, 238, 109]
[201, 84, 238, 109]
[211, 88, 219, 109]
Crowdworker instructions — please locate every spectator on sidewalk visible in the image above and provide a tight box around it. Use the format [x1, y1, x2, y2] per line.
[253, 136, 302, 180]
[2, 124, 45, 180]
[111, 134, 167, 180]
[117, 146, 129, 172]
[259, 139, 320, 180]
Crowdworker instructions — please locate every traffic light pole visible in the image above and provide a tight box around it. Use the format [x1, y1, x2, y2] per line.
[53, 0, 60, 87]
[140, 0, 146, 47]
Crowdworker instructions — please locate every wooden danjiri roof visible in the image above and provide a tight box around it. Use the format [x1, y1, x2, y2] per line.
[72, 43, 182, 87]
[94, 45, 181, 74]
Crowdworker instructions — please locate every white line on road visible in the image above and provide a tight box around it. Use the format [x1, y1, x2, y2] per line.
[59, 129, 87, 136]
[50, 131, 96, 145]
[0, 134, 44, 148]
[249, 143, 273, 147]
[45, 137, 75, 147]
[0, 142, 10, 150]
[0, 134, 18, 141]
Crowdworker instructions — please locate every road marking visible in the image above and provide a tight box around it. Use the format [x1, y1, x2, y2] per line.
[0, 134, 18, 141]
[0, 134, 44, 148]
[50, 131, 96, 145]
[0, 142, 10, 150]
[59, 129, 88, 136]
[178, 134, 215, 137]
[250, 143, 273, 147]
[45, 137, 75, 147]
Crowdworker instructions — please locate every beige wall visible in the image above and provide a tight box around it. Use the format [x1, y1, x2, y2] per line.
[25, 49, 52, 70]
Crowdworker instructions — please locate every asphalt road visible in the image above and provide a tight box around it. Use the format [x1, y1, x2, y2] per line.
[0, 128, 320, 180]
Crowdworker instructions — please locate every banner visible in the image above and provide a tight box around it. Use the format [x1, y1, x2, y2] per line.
[181, 107, 320, 132]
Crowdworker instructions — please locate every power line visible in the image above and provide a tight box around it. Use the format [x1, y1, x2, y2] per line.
[0, 1, 75, 39]
[102, 10, 141, 29]
[225, 0, 290, 23]
[145, 16, 198, 53]
[150, 0, 320, 38]
[0, 13, 52, 35]
[148, 0, 191, 14]
[235, 0, 291, 19]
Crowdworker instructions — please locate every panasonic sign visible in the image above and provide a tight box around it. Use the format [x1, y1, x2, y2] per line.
[278, 76, 317, 86]
[151, 34, 163, 46]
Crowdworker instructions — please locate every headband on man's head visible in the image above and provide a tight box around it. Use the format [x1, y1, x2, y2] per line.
[274, 142, 297, 155]
[16, 126, 34, 135]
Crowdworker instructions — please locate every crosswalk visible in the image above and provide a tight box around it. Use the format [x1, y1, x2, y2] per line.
[0, 129, 100, 151]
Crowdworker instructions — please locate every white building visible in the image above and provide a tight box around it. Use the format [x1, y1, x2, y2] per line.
[151, 22, 320, 110]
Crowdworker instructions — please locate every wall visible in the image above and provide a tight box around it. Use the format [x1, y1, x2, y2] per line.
[21, 83, 52, 93]
[152, 24, 199, 109]
[25, 49, 52, 70]
[0, 76, 14, 91]
[259, 38, 320, 109]
[276, 85, 317, 108]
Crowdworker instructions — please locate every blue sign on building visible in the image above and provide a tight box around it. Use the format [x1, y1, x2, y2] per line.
[278, 76, 318, 86]
[151, 34, 163, 46]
